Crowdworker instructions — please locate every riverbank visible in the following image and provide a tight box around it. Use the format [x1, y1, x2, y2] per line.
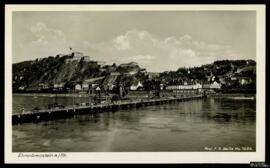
[210, 93, 256, 98]
[12, 93, 90, 97]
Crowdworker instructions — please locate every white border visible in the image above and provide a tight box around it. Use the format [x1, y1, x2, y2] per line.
[5, 5, 266, 163]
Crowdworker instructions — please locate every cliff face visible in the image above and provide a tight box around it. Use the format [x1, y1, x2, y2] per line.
[13, 55, 98, 90]
[12, 54, 144, 91]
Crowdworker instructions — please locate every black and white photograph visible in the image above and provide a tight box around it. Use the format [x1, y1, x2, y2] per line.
[5, 5, 266, 163]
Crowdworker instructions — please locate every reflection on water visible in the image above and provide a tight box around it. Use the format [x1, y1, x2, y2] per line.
[13, 94, 89, 114]
[12, 94, 256, 152]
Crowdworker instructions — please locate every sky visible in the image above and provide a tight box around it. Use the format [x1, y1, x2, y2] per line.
[12, 11, 256, 72]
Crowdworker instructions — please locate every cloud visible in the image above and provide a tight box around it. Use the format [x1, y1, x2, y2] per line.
[132, 54, 154, 61]
[13, 22, 70, 62]
[103, 30, 241, 71]
[30, 22, 66, 45]
[77, 30, 242, 71]
[126, 54, 154, 64]
[20, 25, 241, 71]
[112, 34, 130, 50]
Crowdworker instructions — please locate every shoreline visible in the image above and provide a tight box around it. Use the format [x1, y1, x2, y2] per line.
[12, 92, 256, 97]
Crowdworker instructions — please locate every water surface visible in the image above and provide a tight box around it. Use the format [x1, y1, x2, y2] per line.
[12, 94, 256, 152]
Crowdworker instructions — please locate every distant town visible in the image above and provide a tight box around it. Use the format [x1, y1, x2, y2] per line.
[12, 51, 256, 101]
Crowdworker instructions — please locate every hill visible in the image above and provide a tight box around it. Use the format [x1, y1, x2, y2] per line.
[12, 53, 256, 93]
[12, 53, 146, 92]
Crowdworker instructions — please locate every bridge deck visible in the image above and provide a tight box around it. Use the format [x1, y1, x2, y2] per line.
[12, 94, 204, 125]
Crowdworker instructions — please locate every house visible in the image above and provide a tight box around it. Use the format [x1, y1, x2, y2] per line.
[230, 76, 237, 81]
[54, 83, 64, 88]
[194, 83, 202, 89]
[95, 86, 101, 92]
[39, 83, 49, 89]
[165, 83, 201, 94]
[210, 81, 221, 89]
[160, 84, 165, 90]
[238, 77, 252, 85]
[82, 82, 89, 90]
[75, 84, 82, 91]
[130, 81, 143, 91]
[202, 82, 211, 89]
[166, 82, 202, 90]
[203, 81, 221, 90]
[166, 85, 178, 90]
[89, 84, 100, 94]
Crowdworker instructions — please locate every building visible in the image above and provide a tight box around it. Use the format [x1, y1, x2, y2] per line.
[230, 76, 237, 81]
[65, 52, 85, 63]
[202, 83, 210, 89]
[65, 52, 84, 62]
[110, 72, 120, 76]
[82, 77, 105, 93]
[97, 61, 106, 67]
[89, 84, 100, 94]
[82, 82, 89, 90]
[130, 81, 143, 91]
[71, 52, 83, 57]
[166, 83, 202, 90]
[38, 83, 49, 89]
[148, 72, 160, 79]
[56, 54, 65, 57]
[202, 81, 221, 91]
[125, 70, 138, 76]
[83, 56, 91, 62]
[194, 83, 203, 89]
[210, 81, 221, 89]
[165, 82, 202, 94]
[238, 77, 252, 85]
[18, 86, 25, 90]
[53, 83, 64, 88]
[119, 62, 138, 68]
[75, 84, 82, 91]
[140, 68, 147, 74]
[160, 84, 165, 90]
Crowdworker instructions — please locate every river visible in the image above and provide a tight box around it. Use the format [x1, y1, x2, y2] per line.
[12, 94, 256, 152]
